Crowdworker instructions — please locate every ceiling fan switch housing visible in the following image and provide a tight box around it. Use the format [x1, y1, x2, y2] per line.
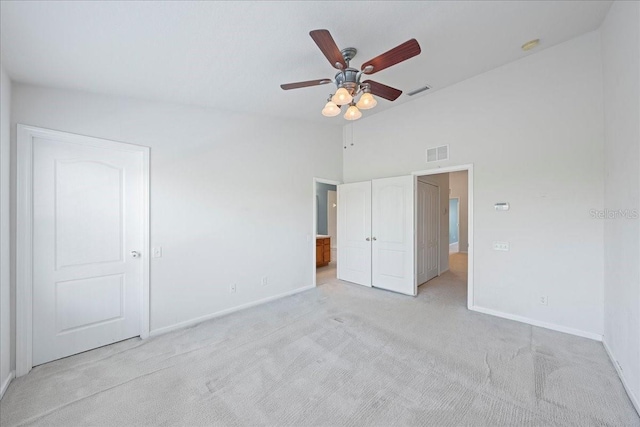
[335, 69, 360, 94]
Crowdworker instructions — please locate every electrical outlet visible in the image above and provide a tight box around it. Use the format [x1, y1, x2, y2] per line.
[262, 276, 268, 286]
[539, 295, 548, 305]
[230, 283, 237, 293]
[152, 247, 162, 258]
[493, 241, 510, 251]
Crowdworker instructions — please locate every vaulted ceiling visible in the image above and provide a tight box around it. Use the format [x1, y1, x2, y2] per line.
[0, 1, 612, 124]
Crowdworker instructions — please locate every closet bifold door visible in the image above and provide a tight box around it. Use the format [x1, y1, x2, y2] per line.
[337, 181, 372, 287]
[371, 176, 416, 296]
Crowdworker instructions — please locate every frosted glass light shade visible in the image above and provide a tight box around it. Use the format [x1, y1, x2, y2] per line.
[331, 87, 353, 105]
[344, 105, 362, 121]
[356, 92, 377, 110]
[321, 101, 340, 117]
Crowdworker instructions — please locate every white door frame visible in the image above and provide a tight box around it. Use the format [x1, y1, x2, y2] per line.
[412, 164, 474, 309]
[16, 124, 151, 377]
[312, 177, 341, 287]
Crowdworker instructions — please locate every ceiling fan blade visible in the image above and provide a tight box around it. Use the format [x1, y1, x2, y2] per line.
[309, 29, 347, 70]
[280, 79, 332, 90]
[363, 80, 402, 101]
[361, 39, 421, 74]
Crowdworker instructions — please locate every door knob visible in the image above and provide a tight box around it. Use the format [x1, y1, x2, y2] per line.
[131, 251, 141, 258]
[366, 237, 371, 241]
[372, 237, 377, 241]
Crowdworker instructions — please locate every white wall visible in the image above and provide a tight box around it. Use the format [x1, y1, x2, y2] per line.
[0, 66, 12, 397]
[418, 174, 450, 274]
[10, 85, 343, 334]
[450, 171, 469, 252]
[601, 0, 640, 412]
[344, 31, 605, 338]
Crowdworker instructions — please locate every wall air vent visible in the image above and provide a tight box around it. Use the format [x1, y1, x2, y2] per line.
[407, 85, 431, 96]
[426, 145, 449, 163]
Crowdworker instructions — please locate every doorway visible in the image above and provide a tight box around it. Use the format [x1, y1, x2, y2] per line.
[313, 178, 340, 287]
[16, 125, 150, 376]
[413, 165, 473, 308]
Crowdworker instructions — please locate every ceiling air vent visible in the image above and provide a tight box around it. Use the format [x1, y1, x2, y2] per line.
[407, 85, 431, 96]
[426, 145, 449, 163]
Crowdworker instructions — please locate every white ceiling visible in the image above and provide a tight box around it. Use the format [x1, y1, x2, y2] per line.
[0, 1, 612, 125]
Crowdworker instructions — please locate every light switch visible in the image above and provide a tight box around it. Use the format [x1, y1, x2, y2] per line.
[153, 247, 162, 258]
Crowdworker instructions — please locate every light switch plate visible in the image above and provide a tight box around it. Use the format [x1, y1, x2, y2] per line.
[493, 242, 510, 251]
[153, 247, 162, 258]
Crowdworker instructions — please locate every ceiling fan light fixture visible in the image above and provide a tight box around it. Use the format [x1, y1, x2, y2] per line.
[344, 104, 362, 121]
[332, 87, 353, 105]
[356, 92, 377, 110]
[322, 100, 341, 117]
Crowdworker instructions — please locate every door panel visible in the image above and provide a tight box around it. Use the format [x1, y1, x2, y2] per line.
[372, 176, 415, 295]
[416, 182, 428, 285]
[33, 136, 144, 366]
[417, 181, 440, 285]
[426, 184, 439, 279]
[337, 181, 372, 286]
[55, 160, 123, 268]
[55, 274, 124, 333]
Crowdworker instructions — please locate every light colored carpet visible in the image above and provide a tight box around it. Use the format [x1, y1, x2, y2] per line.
[2, 254, 638, 426]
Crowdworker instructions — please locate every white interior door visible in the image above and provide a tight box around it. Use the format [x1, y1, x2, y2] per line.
[417, 181, 439, 285]
[416, 181, 428, 285]
[372, 176, 415, 296]
[337, 181, 372, 287]
[327, 190, 338, 261]
[32, 133, 145, 366]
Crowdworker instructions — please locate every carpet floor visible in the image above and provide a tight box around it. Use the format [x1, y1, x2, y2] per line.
[2, 254, 638, 426]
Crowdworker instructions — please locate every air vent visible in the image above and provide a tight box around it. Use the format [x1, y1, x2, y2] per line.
[407, 85, 431, 96]
[426, 145, 449, 163]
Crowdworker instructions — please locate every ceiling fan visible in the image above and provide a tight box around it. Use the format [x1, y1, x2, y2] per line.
[280, 29, 421, 120]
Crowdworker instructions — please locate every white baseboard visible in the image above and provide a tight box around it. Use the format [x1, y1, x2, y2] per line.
[470, 305, 603, 341]
[0, 371, 15, 400]
[603, 339, 640, 416]
[149, 285, 316, 337]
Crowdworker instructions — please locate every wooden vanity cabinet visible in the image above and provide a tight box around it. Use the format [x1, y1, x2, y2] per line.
[316, 237, 331, 267]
